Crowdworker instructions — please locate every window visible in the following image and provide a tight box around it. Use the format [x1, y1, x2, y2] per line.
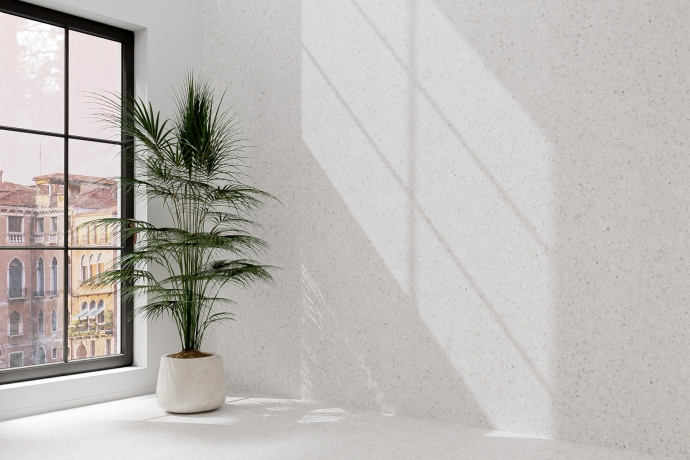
[8, 216, 22, 233]
[36, 347, 46, 364]
[9, 352, 22, 368]
[8, 258, 23, 299]
[97, 253, 104, 274]
[50, 257, 58, 295]
[36, 257, 45, 296]
[89, 254, 95, 278]
[9, 311, 21, 335]
[80, 255, 88, 282]
[0, 1, 133, 383]
[97, 299, 105, 323]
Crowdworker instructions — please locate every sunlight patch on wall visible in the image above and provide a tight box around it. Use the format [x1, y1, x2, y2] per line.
[302, 0, 555, 436]
[300, 265, 391, 413]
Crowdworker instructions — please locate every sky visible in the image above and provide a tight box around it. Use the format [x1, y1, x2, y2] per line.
[0, 12, 121, 185]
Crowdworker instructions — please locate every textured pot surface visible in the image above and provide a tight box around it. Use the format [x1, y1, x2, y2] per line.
[156, 353, 227, 413]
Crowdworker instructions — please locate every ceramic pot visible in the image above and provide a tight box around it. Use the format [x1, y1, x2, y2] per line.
[156, 353, 226, 413]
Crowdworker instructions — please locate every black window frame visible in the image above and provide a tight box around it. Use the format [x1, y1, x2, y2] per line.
[0, 0, 134, 384]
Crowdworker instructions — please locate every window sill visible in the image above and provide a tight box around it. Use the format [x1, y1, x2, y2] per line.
[0, 365, 154, 422]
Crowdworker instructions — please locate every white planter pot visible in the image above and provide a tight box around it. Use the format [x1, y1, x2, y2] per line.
[156, 353, 227, 413]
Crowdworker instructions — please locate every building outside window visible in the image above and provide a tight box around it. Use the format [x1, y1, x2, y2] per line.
[0, 1, 133, 383]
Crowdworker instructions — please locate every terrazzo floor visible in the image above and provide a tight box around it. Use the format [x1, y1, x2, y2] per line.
[0, 394, 661, 460]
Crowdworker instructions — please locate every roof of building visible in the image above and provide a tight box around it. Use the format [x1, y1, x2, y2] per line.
[0, 182, 37, 207]
[72, 186, 117, 209]
[0, 174, 116, 210]
[31, 173, 116, 186]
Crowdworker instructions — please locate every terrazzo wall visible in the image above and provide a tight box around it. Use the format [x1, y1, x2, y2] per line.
[202, 1, 690, 458]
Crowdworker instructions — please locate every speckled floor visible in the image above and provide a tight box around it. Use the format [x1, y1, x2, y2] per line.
[0, 394, 660, 460]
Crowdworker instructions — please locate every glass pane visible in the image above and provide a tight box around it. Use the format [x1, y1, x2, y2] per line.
[0, 131, 65, 247]
[68, 249, 120, 360]
[0, 12, 64, 133]
[0, 249, 64, 370]
[68, 31, 121, 140]
[68, 139, 120, 247]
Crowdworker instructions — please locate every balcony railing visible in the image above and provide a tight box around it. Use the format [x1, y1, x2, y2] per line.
[48, 232, 58, 243]
[8, 288, 27, 300]
[34, 234, 45, 244]
[7, 233, 24, 244]
[33, 290, 45, 297]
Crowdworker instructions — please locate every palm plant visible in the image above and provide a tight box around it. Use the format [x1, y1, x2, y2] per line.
[82, 75, 275, 355]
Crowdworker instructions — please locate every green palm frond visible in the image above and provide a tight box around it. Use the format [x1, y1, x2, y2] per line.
[83, 74, 276, 352]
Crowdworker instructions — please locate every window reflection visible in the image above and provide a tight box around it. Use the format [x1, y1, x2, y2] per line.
[0, 12, 64, 133]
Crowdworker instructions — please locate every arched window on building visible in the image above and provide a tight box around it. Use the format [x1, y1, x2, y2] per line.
[38, 310, 44, 333]
[51, 310, 57, 332]
[80, 255, 88, 282]
[50, 257, 58, 294]
[36, 257, 44, 296]
[89, 254, 96, 278]
[76, 344, 86, 359]
[36, 347, 46, 364]
[8, 258, 23, 299]
[97, 254, 103, 274]
[51, 347, 58, 359]
[81, 301, 87, 312]
[97, 299, 105, 323]
[9, 311, 21, 335]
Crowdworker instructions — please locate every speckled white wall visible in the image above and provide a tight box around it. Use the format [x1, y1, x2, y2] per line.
[202, 1, 690, 458]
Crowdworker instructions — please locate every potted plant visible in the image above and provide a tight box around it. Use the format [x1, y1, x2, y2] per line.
[82, 75, 275, 413]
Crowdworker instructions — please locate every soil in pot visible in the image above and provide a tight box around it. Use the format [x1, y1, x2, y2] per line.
[169, 350, 212, 359]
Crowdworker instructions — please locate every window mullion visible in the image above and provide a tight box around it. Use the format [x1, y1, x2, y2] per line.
[62, 27, 69, 364]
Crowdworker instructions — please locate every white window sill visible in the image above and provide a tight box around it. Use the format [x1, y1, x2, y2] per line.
[0, 366, 155, 422]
